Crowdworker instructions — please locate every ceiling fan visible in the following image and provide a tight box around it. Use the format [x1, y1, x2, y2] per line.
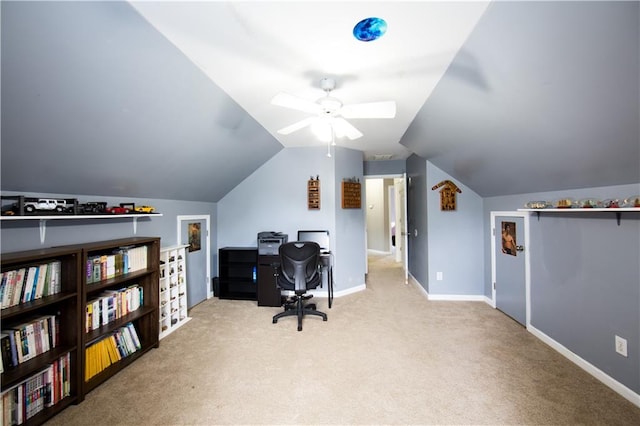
[271, 78, 396, 142]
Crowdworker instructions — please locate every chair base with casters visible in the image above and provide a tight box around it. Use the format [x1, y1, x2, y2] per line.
[271, 241, 328, 331]
[272, 293, 327, 331]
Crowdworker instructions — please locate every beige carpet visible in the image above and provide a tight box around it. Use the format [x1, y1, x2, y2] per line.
[47, 253, 640, 425]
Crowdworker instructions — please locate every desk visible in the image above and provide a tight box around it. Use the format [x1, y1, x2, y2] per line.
[320, 252, 334, 308]
[257, 255, 281, 306]
[257, 253, 334, 308]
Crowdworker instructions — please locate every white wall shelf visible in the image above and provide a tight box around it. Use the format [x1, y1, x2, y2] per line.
[518, 208, 640, 225]
[0, 214, 163, 243]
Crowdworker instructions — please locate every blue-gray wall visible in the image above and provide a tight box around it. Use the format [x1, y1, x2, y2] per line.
[217, 146, 365, 294]
[333, 147, 367, 290]
[427, 162, 484, 296]
[405, 157, 485, 297]
[364, 159, 406, 177]
[484, 183, 640, 394]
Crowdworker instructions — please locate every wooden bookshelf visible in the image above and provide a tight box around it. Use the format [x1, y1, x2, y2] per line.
[0, 237, 160, 425]
[79, 237, 159, 396]
[1, 246, 82, 426]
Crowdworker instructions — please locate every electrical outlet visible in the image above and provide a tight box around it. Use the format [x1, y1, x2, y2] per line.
[615, 335, 628, 357]
[436, 272, 443, 281]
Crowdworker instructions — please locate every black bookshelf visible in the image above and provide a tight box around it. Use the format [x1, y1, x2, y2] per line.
[218, 247, 257, 300]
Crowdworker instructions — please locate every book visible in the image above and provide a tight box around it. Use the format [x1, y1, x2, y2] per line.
[126, 323, 142, 350]
[11, 268, 26, 307]
[101, 296, 110, 326]
[34, 263, 48, 299]
[23, 323, 37, 361]
[16, 327, 29, 363]
[22, 266, 39, 303]
[0, 271, 8, 307]
[1, 270, 16, 308]
[92, 257, 101, 283]
[5, 329, 18, 366]
[42, 261, 52, 296]
[106, 255, 115, 279]
[86, 257, 94, 284]
[48, 260, 61, 295]
[113, 250, 123, 276]
[91, 298, 101, 330]
[100, 255, 108, 281]
[1, 332, 14, 369]
[86, 303, 93, 333]
[120, 325, 136, 354]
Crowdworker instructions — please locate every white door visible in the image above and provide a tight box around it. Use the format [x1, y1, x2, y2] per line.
[177, 215, 211, 309]
[491, 212, 530, 326]
[395, 176, 409, 283]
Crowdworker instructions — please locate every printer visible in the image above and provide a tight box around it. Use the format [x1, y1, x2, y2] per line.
[257, 232, 288, 255]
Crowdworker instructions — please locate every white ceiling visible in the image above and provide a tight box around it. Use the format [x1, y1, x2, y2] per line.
[130, 1, 490, 161]
[2, 1, 636, 201]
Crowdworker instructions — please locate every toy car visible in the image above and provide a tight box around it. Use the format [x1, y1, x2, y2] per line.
[24, 198, 68, 213]
[106, 206, 130, 214]
[134, 205, 155, 213]
[78, 201, 107, 214]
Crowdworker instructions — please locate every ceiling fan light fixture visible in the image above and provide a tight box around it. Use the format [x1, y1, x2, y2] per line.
[272, 77, 393, 142]
[318, 96, 342, 114]
[353, 17, 387, 42]
[311, 119, 333, 142]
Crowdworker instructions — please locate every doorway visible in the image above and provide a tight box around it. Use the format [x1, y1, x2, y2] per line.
[490, 211, 530, 326]
[365, 175, 408, 280]
[177, 215, 212, 309]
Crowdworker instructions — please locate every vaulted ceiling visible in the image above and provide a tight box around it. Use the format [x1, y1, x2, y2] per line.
[1, 1, 638, 201]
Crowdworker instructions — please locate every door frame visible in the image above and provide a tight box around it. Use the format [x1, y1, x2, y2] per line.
[395, 174, 409, 283]
[364, 174, 408, 281]
[177, 215, 212, 300]
[490, 211, 531, 327]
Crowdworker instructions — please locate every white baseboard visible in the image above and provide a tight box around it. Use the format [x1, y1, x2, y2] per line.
[427, 294, 487, 302]
[528, 324, 640, 408]
[408, 273, 489, 302]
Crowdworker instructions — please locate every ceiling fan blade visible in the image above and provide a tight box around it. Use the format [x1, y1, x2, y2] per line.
[271, 93, 322, 115]
[277, 117, 316, 135]
[340, 101, 396, 119]
[332, 117, 363, 140]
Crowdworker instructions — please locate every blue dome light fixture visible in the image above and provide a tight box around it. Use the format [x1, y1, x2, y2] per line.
[353, 17, 387, 42]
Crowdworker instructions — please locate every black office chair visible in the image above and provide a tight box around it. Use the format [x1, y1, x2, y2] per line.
[272, 241, 327, 331]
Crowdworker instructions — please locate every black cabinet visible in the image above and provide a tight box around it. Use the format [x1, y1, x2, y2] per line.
[218, 247, 257, 300]
[257, 255, 282, 307]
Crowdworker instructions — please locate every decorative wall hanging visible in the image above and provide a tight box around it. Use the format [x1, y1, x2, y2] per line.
[501, 221, 517, 257]
[188, 222, 201, 252]
[431, 180, 462, 211]
[342, 177, 362, 209]
[308, 176, 320, 210]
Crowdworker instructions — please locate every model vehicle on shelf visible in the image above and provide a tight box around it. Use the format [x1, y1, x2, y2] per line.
[78, 201, 108, 214]
[105, 205, 131, 214]
[24, 198, 69, 213]
[134, 205, 155, 213]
